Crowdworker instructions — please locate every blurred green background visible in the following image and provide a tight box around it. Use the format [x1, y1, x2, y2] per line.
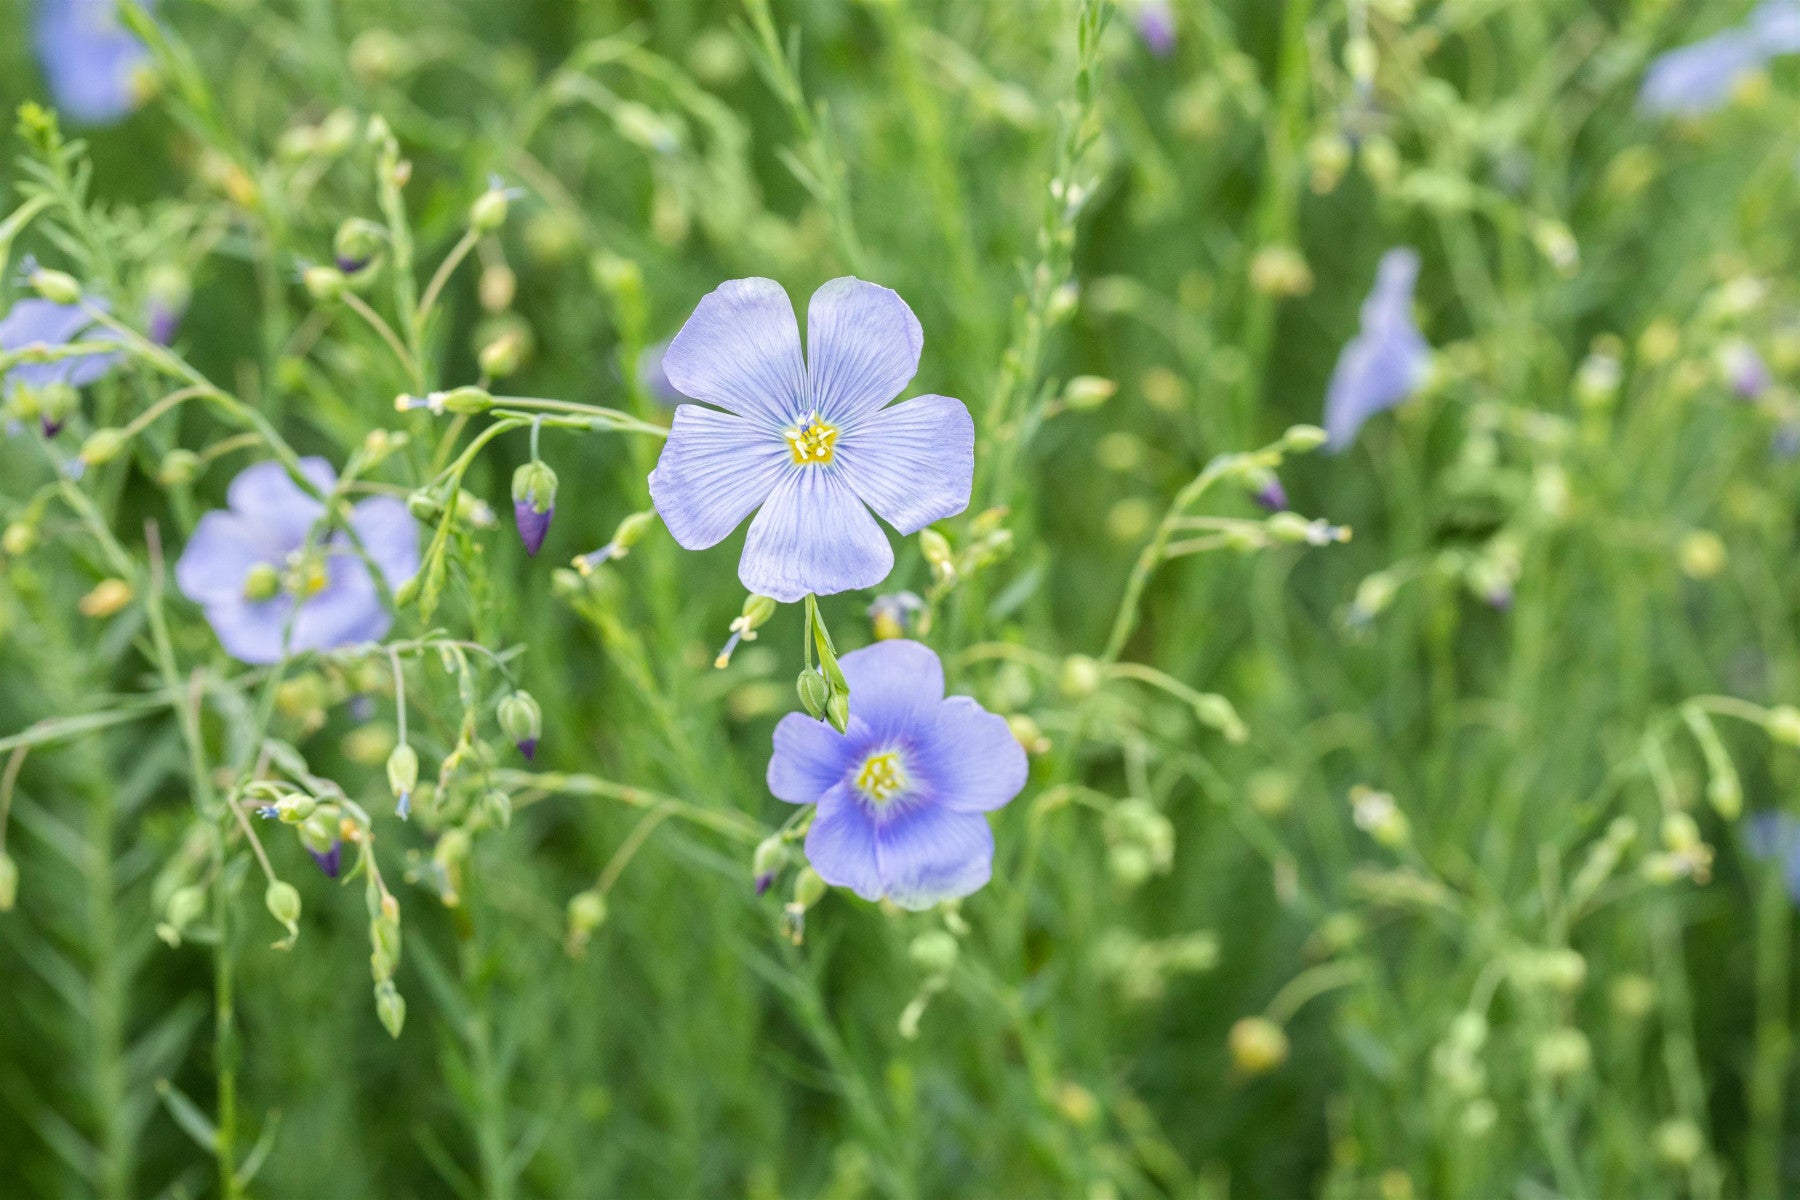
[3, 1, 1800, 1197]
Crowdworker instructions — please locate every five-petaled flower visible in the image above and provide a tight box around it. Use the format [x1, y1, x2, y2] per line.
[649, 277, 974, 603]
[767, 639, 1026, 909]
[0, 296, 126, 434]
[1322, 248, 1431, 452]
[34, 0, 155, 127]
[176, 459, 420, 664]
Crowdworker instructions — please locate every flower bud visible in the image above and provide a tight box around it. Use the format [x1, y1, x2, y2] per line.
[510, 461, 558, 557]
[2, 522, 36, 556]
[375, 980, 406, 1038]
[752, 835, 789, 895]
[1228, 1017, 1289, 1075]
[160, 884, 206, 945]
[920, 528, 956, 584]
[825, 690, 851, 735]
[386, 743, 419, 818]
[29, 268, 81, 305]
[481, 789, 513, 829]
[79, 427, 127, 466]
[909, 930, 959, 976]
[1283, 424, 1328, 452]
[157, 448, 200, 487]
[478, 328, 527, 379]
[36, 383, 77, 438]
[302, 264, 346, 303]
[613, 510, 658, 554]
[1062, 375, 1118, 410]
[265, 879, 302, 927]
[439, 385, 494, 415]
[793, 866, 827, 910]
[479, 264, 516, 313]
[1265, 511, 1315, 543]
[566, 888, 608, 957]
[1765, 705, 1800, 746]
[0, 851, 16, 911]
[1059, 655, 1104, 699]
[78, 579, 133, 618]
[497, 690, 542, 760]
[796, 668, 830, 719]
[333, 218, 386, 275]
[1653, 1119, 1704, 1169]
[241, 562, 280, 603]
[1532, 1028, 1591, 1080]
[469, 185, 511, 234]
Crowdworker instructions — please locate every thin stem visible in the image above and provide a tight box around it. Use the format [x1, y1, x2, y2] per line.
[415, 229, 482, 341]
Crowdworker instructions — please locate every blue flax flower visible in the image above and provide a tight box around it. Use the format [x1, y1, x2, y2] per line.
[649, 277, 974, 603]
[1640, 1, 1800, 117]
[176, 459, 420, 664]
[767, 640, 1026, 909]
[34, 0, 154, 127]
[1745, 810, 1800, 902]
[0, 296, 127, 434]
[1323, 248, 1430, 451]
[1129, 0, 1177, 57]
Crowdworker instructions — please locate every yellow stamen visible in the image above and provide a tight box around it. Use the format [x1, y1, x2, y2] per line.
[785, 412, 840, 465]
[855, 751, 907, 805]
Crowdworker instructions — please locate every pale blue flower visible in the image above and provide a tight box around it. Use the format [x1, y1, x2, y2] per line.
[0, 297, 126, 393]
[176, 459, 420, 664]
[1640, 1, 1800, 117]
[1745, 810, 1800, 902]
[1130, 0, 1176, 57]
[768, 640, 1026, 909]
[1322, 249, 1430, 451]
[34, 0, 153, 127]
[650, 277, 973, 603]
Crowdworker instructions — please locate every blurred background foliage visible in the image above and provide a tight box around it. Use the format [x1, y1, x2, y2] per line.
[2, 0, 1800, 1198]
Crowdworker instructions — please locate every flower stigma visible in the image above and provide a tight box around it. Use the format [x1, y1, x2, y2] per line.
[785, 412, 840, 466]
[855, 750, 907, 805]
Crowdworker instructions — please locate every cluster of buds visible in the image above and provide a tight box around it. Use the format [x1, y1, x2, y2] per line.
[1104, 798, 1175, 888]
[919, 510, 1013, 600]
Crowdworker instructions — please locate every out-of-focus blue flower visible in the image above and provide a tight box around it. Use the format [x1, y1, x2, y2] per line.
[1322, 248, 1430, 451]
[1129, 0, 1176, 57]
[867, 590, 928, 640]
[1719, 339, 1773, 399]
[34, 0, 154, 127]
[1640, 1, 1800, 117]
[0, 297, 126, 393]
[637, 338, 690, 408]
[649, 277, 973, 603]
[176, 459, 420, 664]
[768, 640, 1026, 909]
[1745, 810, 1800, 902]
[0, 296, 127, 435]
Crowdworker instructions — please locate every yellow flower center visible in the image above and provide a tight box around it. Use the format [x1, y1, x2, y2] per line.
[785, 413, 840, 466]
[283, 551, 330, 600]
[855, 750, 907, 806]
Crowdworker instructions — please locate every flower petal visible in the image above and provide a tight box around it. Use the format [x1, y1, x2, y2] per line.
[805, 277, 922, 425]
[804, 783, 884, 901]
[227, 458, 335, 546]
[834, 394, 973, 534]
[916, 696, 1028, 813]
[348, 495, 421, 589]
[768, 711, 859, 805]
[289, 558, 391, 655]
[738, 467, 893, 603]
[662, 278, 807, 427]
[836, 639, 945, 739]
[649, 404, 789, 550]
[175, 510, 276, 605]
[875, 801, 994, 911]
[202, 598, 294, 665]
[1639, 29, 1764, 116]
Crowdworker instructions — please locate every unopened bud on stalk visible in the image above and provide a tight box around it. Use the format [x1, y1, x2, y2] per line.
[333, 218, 386, 275]
[511, 461, 558, 557]
[0, 851, 16, 911]
[920, 528, 956, 585]
[1283, 424, 1328, 452]
[752, 836, 788, 895]
[469, 183, 511, 234]
[28, 268, 81, 305]
[716, 592, 778, 668]
[1062, 375, 1117, 411]
[909, 930, 959, 976]
[498, 690, 542, 760]
[793, 867, 827, 910]
[478, 328, 527, 378]
[566, 889, 608, 958]
[481, 789, 513, 829]
[375, 980, 406, 1038]
[157, 448, 200, 487]
[2, 522, 36, 556]
[265, 879, 302, 928]
[79, 427, 126, 466]
[1228, 1016, 1289, 1075]
[386, 744, 418, 819]
[796, 668, 830, 720]
[302, 264, 346, 303]
[1765, 705, 1800, 746]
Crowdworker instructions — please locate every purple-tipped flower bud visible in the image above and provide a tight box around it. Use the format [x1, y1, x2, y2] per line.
[1247, 469, 1289, 512]
[307, 841, 343, 879]
[511, 461, 558, 557]
[333, 218, 386, 276]
[752, 835, 788, 896]
[497, 690, 542, 760]
[386, 743, 418, 818]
